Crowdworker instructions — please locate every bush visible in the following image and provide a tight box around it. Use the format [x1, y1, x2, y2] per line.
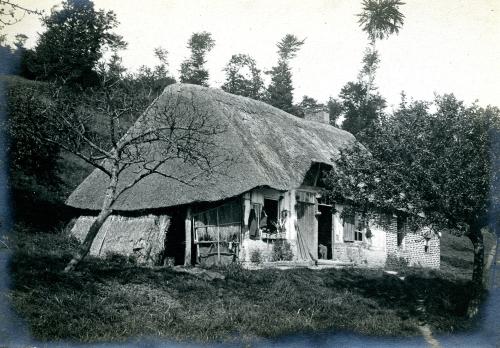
[249, 249, 263, 264]
[385, 254, 409, 270]
[271, 239, 293, 261]
[2, 76, 60, 183]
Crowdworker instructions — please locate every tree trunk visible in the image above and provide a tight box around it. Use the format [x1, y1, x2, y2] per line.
[467, 225, 484, 317]
[364, 39, 376, 102]
[64, 162, 119, 272]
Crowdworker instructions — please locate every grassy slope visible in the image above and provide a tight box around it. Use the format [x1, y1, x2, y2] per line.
[440, 231, 496, 279]
[9, 229, 495, 343]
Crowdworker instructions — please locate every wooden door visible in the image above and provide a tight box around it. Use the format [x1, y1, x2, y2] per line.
[296, 190, 318, 260]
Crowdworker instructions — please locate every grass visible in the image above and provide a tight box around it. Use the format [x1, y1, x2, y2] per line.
[440, 230, 496, 280]
[8, 226, 494, 344]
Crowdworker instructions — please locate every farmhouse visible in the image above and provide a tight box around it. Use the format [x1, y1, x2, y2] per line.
[66, 83, 440, 268]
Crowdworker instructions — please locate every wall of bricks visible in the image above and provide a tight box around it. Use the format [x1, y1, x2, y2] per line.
[332, 212, 440, 269]
[385, 220, 440, 269]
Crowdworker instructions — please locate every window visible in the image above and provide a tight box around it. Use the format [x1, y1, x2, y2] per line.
[354, 219, 365, 242]
[397, 215, 406, 247]
[263, 199, 278, 232]
[343, 214, 355, 242]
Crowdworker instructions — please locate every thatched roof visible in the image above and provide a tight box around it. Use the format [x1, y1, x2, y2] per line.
[66, 83, 356, 211]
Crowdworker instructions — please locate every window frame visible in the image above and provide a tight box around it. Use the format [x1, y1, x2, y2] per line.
[343, 213, 356, 242]
[263, 198, 279, 233]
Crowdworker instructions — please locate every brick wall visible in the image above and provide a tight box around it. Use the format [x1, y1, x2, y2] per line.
[386, 220, 440, 269]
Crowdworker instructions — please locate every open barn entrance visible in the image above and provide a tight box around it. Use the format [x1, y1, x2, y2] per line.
[164, 209, 187, 265]
[317, 204, 333, 259]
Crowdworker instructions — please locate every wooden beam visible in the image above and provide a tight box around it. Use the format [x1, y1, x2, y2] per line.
[184, 207, 192, 266]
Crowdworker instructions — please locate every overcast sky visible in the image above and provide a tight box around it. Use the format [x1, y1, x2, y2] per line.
[5, 0, 500, 109]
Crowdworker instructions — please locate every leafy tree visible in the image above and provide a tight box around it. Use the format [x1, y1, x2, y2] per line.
[221, 53, 264, 100]
[24, 0, 126, 85]
[327, 97, 343, 126]
[0, 34, 26, 75]
[339, 81, 386, 140]
[298, 95, 321, 110]
[179, 31, 215, 86]
[295, 95, 324, 118]
[132, 47, 176, 98]
[3, 77, 59, 183]
[267, 34, 305, 115]
[324, 95, 500, 315]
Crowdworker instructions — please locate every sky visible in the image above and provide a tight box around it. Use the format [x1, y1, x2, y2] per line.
[4, 0, 500, 109]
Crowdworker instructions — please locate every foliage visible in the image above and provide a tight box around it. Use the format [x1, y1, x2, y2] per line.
[2, 76, 60, 183]
[337, 34, 386, 138]
[358, 0, 406, 42]
[0, 34, 27, 75]
[221, 53, 264, 100]
[179, 31, 215, 86]
[271, 239, 293, 261]
[128, 47, 176, 99]
[276, 34, 305, 60]
[249, 249, 263, 264]
[298, 95, 321, 109]
[335, 0, 404, 137]
[266, 34, 305, 116]
[266, 61, 295, 114]
[385, 254, 409, 271]
[325, 94, 500, 295]
[327, 97, 343, 126]
[339, 81, 386, 140]
[23, 0, 126, 85]
[294, 95, 324, 118]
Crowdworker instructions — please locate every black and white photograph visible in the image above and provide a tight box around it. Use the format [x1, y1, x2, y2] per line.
[0, 0, 499, 347]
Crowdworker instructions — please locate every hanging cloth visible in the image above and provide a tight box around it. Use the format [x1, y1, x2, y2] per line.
[248, 208, 258, 238]
[259, 209, 268, 229]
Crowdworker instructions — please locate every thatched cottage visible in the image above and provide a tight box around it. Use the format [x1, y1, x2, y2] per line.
[67, 84, 440, 268]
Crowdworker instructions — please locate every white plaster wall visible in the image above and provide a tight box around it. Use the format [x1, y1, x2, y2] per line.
[367, 220, 387, 252]
[332, 204, 387, 266]
[240, 187, 299, 261]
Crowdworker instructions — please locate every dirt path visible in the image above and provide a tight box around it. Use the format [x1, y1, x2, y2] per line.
[418, 325, 441, 348]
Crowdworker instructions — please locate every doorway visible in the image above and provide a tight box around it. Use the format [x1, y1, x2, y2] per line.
[164, 209, 186, 265]
[317, 205, 333, 259]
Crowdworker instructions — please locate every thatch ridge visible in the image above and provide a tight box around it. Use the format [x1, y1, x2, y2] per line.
[66, 84, 356, 211]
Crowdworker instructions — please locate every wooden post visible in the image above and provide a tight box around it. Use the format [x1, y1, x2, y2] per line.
[331, 204, 336, 260]
[216, 208, 221, 265]
[184, 207, 192, 266]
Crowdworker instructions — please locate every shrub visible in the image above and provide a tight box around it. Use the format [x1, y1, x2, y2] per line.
[271, 239, 293, 261]
[249, 249, 262, 264]
[3, 76, 60, 183]
[385, 254, 409, 270]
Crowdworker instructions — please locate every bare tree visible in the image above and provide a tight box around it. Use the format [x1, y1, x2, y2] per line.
[0, 0, 42, 27]
[23, 68, 229, 272]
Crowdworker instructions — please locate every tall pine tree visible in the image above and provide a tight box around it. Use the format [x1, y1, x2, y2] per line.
[266, 34, 305, 115]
